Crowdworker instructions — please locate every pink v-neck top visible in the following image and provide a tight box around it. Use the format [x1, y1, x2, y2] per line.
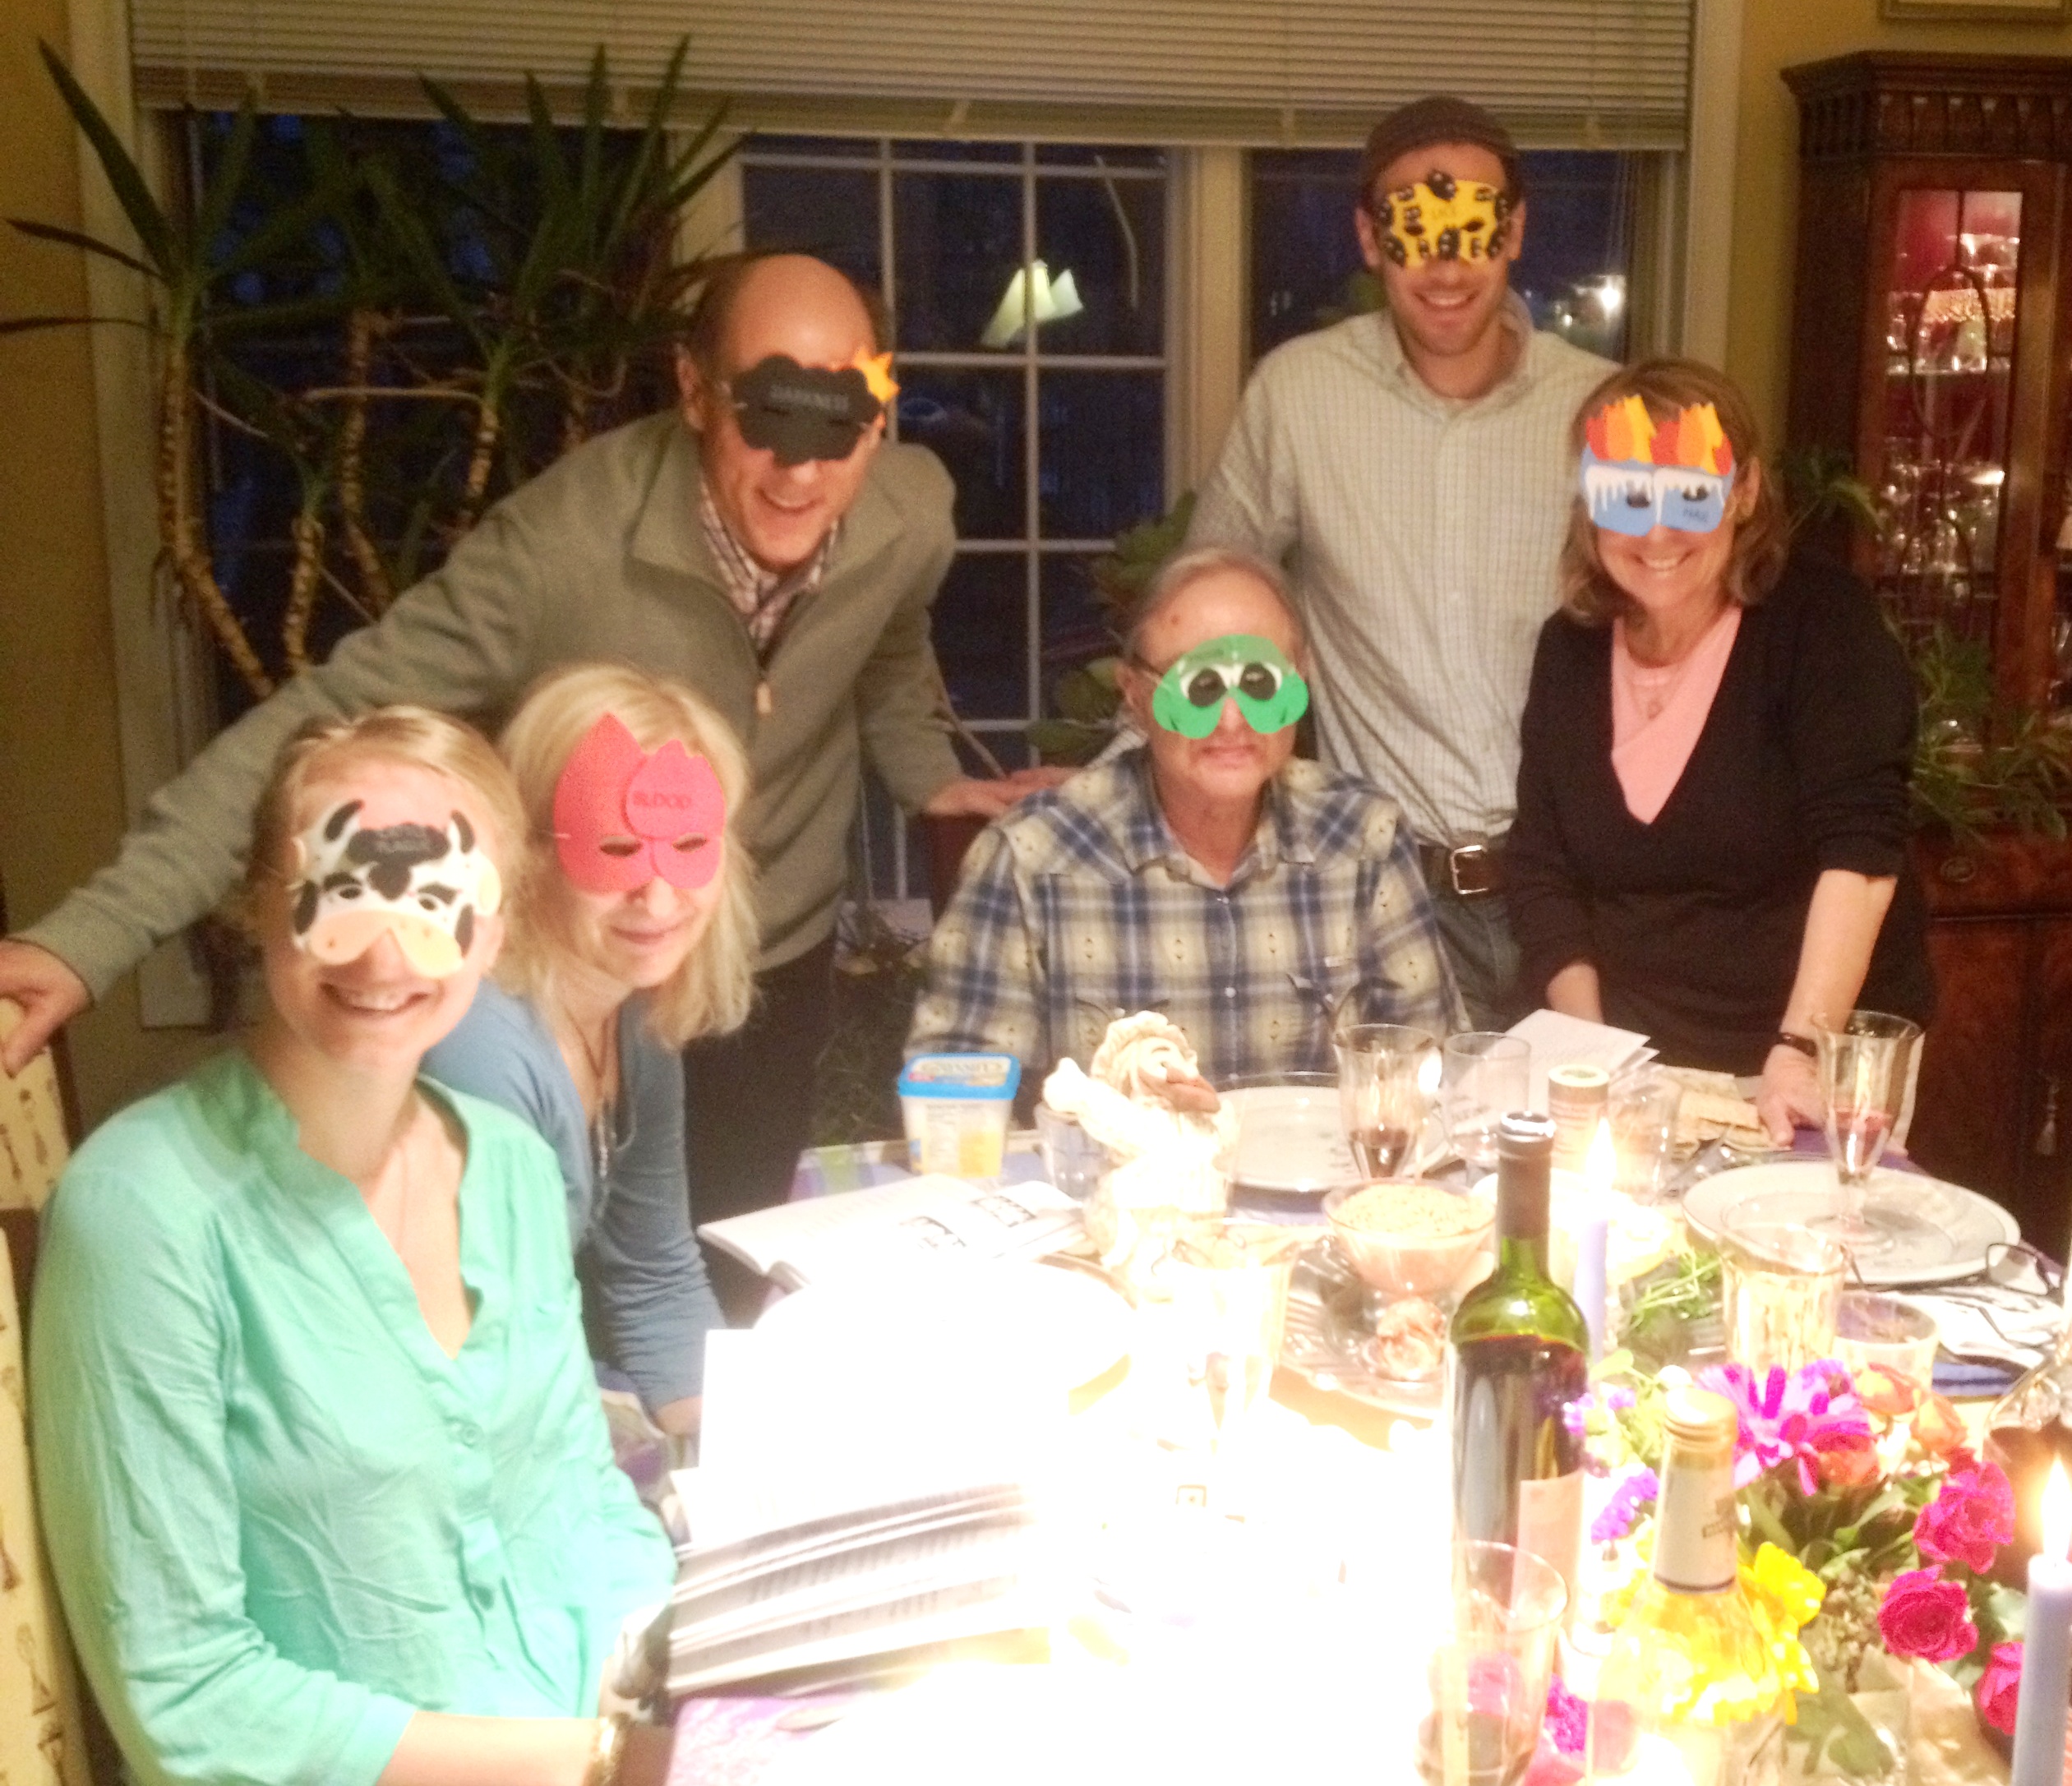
[1608, 604, 1742, 824]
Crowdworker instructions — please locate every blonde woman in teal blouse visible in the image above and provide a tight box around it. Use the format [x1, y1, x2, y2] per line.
[32, 708, 676, 1786]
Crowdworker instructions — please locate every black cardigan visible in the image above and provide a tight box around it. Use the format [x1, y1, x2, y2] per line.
[1505, 556, 1933, 1075]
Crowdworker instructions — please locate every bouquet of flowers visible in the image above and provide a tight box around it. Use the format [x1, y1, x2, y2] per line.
[1570, 1354, 2028, 1779]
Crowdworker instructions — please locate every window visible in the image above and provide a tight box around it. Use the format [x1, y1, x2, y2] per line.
[742, 135, 1168, 898]
[1250, 150, 1642, 364]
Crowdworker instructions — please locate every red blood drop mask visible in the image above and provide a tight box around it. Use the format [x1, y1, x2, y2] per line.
[553, 713, 727, 894]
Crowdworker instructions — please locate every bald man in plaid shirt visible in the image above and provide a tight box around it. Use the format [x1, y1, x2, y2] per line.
[908, 549, 1461, 1085]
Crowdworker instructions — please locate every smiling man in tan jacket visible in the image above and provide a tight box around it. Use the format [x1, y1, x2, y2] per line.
[0, 254, 1040, 1298]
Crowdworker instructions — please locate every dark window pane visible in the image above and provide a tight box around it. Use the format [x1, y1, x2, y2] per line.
[933, 553, 1030, 720]
[1035, 173, 1164, 357]
[1037, 145, 1165, 169]
[745, 133, 875, 158]
[1038, 372, 1163, 541]
[743, 165, 882, 289]
[893, 140, 1019, 164]
[1248, 147, 1636, 362]
[893, 172, 1024, 353]
[1041, 551, 1118, 686]
[898, 369, 1027, 539]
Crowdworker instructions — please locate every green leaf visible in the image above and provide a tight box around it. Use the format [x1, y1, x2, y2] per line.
[37, 41, 178, 275]
[7, 216, 158, 279]
[192, 99, 260, 260]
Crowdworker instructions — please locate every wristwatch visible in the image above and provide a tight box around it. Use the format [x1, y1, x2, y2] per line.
[1773, 1030, 1818, 1061]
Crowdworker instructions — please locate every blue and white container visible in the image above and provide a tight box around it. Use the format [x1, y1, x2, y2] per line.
[897, 1053, 1022, 1178]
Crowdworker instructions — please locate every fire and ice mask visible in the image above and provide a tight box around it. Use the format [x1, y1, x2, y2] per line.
[553, 713, 727, 894]
[1148, 634, 1310, 738]
[1579, 395, 1737, 537]
[1373, 171, 1513, 268]
[727, 350, 898, 466]
[288, 800, 502, 977]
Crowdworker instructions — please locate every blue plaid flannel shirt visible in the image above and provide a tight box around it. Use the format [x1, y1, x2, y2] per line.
[907, 750, 1463, 1085]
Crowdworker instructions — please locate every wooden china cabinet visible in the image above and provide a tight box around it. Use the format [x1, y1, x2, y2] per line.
[1784, 53, 2072, 1247]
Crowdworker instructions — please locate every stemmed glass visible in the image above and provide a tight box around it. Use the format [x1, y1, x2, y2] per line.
[1814, 1010, 1924, 1256]
[1334, 1023, 1440, 1179]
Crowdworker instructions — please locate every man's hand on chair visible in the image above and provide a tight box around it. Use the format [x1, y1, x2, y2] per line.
[0, 940, 90, 1075]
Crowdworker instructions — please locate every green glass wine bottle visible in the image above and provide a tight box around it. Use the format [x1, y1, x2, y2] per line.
[1449, 1111, 1590, 1599]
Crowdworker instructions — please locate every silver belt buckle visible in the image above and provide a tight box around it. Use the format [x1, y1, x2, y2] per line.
[1448, 841, 1496, 898]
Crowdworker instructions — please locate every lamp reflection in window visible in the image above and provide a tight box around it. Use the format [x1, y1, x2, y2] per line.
[981, 260, 1085, 349]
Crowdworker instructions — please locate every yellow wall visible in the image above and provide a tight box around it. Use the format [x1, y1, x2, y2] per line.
[0, 0, 216, 1128]
[1726, 0, 2072, 448]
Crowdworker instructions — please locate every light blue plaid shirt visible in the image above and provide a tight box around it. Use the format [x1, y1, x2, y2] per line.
[908, 749, 1462, 1086]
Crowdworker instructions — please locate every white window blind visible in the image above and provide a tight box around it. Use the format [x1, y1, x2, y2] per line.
[130, 1, 1692, 150]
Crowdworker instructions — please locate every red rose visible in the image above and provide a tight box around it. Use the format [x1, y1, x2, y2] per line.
[1877, 1566, 1979, 1664]
[1915, 1461, 2017, 1574]
[1817, 1442, 1881, 1489]
[1976, 1640, 2023, 1737]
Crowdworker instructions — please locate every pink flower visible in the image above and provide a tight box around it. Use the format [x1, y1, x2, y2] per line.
[1544, 1678, 1589, 1756]
[1877, 1566, 1979, 1664]
[1696, 1360, 1874, 1494]
[1915, 1461, 2016, 1574]
[1976, 1641, 2023, 1736]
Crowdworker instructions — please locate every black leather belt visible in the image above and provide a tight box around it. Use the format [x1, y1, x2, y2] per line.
[1417, 835, 1507, 900]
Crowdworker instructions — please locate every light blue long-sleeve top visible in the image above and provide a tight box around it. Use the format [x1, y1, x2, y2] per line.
[30, 1048, 676, 1786]
[424, 980, 723, 1410]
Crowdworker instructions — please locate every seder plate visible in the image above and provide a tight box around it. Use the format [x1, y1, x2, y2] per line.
[1680, 1160, 2020, 1288]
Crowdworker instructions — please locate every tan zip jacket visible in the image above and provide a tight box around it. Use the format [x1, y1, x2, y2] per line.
[27, 413, 963, 995]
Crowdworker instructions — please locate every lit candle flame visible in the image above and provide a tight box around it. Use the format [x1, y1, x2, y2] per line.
[2045, 1460, 2072, 1562]
[1585, 1116, 1617, 1195]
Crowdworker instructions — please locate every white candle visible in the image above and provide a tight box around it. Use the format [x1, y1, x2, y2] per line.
[2012, 1460, 2072, 1786]
[1575, 1119, 1614, 1359]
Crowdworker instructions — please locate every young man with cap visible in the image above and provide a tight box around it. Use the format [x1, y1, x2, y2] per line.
[1188, 95, 1613, 1027]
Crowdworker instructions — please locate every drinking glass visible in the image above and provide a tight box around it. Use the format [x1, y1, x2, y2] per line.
[1607, 1068, 1683, 1202]
[1335, 1023, 1441, 1179]
[1131, 1223, 1293, 1458]
[1443, 1034, 1532, 1177]
[1719, 1197, 1847, 1373]
[1416, 1542, 1567, 1786]
[1815, 1010, 1924, 1256]
[1834, 1291, 1940, 1401]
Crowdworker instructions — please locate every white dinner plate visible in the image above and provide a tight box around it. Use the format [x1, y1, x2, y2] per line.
[1223, 1083, 1363, 1193]
[1680, 1160, 2019, 1288]
[755, 1261, 1133, 1393]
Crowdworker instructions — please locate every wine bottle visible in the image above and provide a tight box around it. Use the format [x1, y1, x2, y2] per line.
[1449, 1111, 1589, 1599]
[1586, 1386, 1782, 1785]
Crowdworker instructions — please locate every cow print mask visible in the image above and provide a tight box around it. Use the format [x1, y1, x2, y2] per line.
[288, 800, 503, 978]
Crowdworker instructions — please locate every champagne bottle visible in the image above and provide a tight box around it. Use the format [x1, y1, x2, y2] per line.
[1449, 1112, 1589, 1599]
[1585, 1386, 1781, 1786]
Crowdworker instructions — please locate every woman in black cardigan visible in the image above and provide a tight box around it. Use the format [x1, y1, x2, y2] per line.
[1506, 358, 1932, 1142]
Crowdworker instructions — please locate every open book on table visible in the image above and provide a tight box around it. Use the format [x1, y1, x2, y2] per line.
[664, 1322, 1063, 1697]
[695, 1173, 1082, 1291]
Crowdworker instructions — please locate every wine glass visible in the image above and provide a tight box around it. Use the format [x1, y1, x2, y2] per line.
[1814, 1011, 1924, 1256]
[1334, 1023, 1439, 1179]
[1443, 1032, 1532, 1177]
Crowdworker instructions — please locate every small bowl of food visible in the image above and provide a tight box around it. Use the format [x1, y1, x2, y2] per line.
[1322, 1180, 1493, 1299]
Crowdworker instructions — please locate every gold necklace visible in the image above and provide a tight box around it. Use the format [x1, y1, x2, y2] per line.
[561, 1005, 617, 1187]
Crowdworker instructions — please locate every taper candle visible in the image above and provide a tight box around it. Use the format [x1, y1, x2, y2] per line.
[2011, 1460, 2072, 1786]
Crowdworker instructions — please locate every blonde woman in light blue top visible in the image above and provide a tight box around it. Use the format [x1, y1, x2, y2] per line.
[32, 708, 676, 1786]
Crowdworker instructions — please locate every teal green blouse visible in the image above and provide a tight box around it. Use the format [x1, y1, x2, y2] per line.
[30, 1049, 676, 1786]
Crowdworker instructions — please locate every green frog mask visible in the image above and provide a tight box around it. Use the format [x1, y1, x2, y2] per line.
[1147, 633, 1309, 738]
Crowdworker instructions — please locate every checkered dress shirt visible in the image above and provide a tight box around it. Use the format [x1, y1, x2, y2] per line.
[1188, 298, 1613, 848]
[697, 484, 835, 653]
[908, 750, 1463, 1086]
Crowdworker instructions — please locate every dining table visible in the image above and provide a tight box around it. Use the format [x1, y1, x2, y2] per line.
[662, 1132, 2029, 1786]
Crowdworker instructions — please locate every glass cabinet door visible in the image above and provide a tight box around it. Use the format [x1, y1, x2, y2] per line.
[1871, 188, 2024, 658]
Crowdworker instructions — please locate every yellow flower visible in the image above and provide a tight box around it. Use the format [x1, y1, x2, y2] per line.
[1746, 1545, 1825, 1632]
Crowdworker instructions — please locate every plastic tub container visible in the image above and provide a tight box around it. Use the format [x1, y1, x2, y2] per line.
[897, 1054, 1022, 1178]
